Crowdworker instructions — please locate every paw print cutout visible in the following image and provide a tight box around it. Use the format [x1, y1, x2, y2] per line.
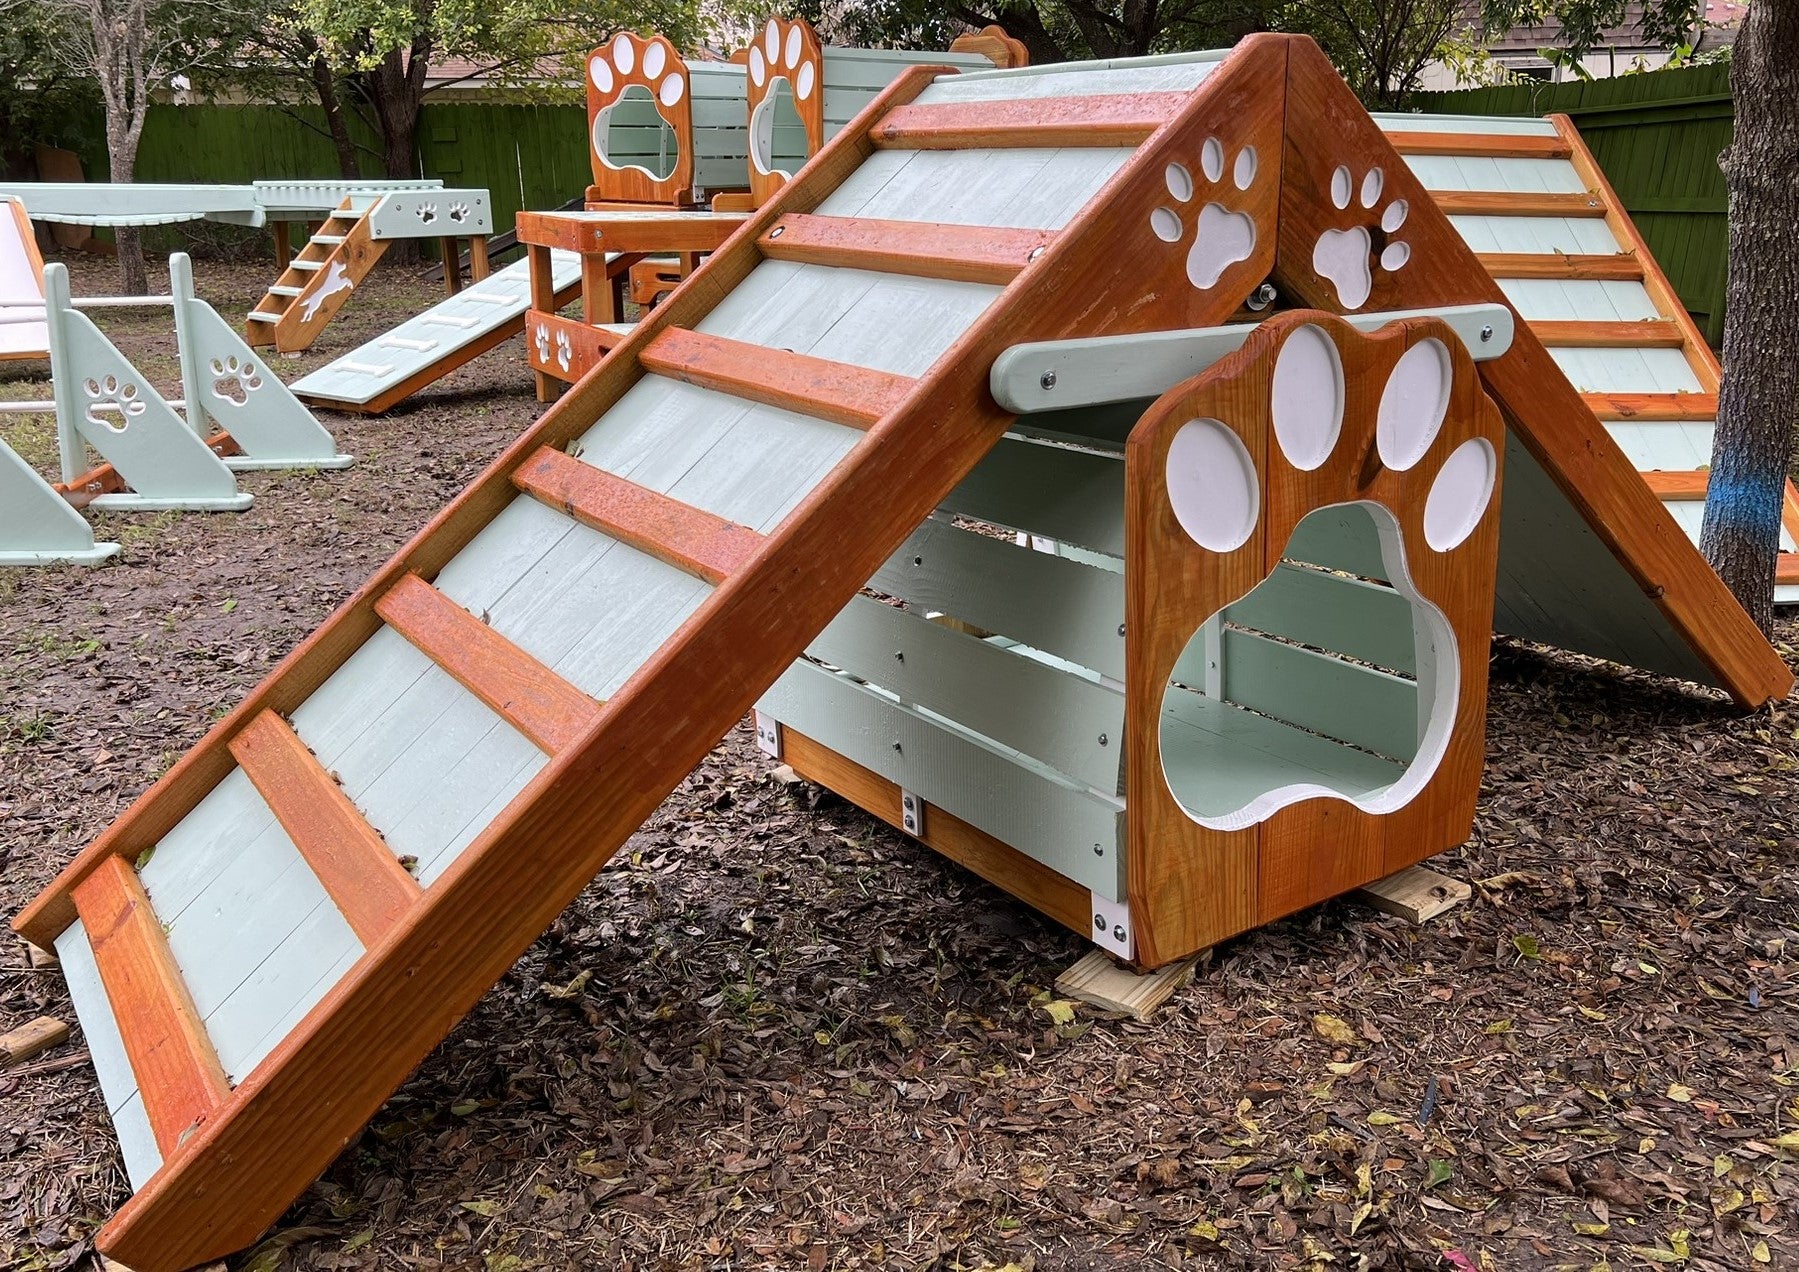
[588, 32, 691, 191]
[448, 201, 470, 224]
[554, 328, 572, 373]
[533, 322, 551, 365]
[1148, 138, 1261, 291]
[209, 356, 263, 406]
[1311, 165, 1411, 310]
[81, 374, 147, 433]
[747, 17, 823, 194]
[1128, 313, 1502, 850]
[416, 202, 438, 225]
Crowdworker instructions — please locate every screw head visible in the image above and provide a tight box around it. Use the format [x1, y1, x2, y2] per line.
[1117, 623, 1125, 637]
[1097, 733, 1108, 746]
[1028, 245, 1045, 261]
[1094, 914, 1107, 932]
[1480, 324, 1494, 342]
[1092, 843, 1104, 857]
[1113, 924, 1126, 942]
[769, 225, 785, 238]
[1040, 369, 1057, 391]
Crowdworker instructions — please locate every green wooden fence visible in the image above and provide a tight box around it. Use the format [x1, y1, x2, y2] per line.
[1415, 62, 1733, 345]
[47, 100, 592, 262]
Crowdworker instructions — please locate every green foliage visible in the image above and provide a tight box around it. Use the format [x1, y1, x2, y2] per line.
[1273, 0, 1469, 107]
[1477, 0, 1702, 62]
[0, 2, 96, 167]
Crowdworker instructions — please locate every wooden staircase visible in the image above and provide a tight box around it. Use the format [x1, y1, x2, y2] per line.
[1388, 114, 1799, 596]
[246, 197, 387, 354]
[18, 41, 1285, 1269]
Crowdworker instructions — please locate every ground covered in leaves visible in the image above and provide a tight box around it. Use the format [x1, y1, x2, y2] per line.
[1, 255, 1797, 1272]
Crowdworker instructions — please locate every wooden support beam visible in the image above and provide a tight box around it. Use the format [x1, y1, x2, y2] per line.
[374, 574, 603, 754]
[228, 710, 421, 945]
[1055, 950, 1202, 1020]
[73, 856, 230, 1156]
[1582, 392, 1718, 422]
[1530, 318, 1686, 348]
[638, 327, 913, 430]
[1386, 131, 1571, 159]
[1430, 190, 1605, 217]
[1476, 251, 1643, 281]
[1352, 865, 1471, 923]
[870, 93, 1184, 149]
[759, 214, 1052, 285]
[513, 446, 764, 585]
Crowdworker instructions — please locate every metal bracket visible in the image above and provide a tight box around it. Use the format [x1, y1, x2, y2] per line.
[900, 789, 925, 837]
[1089, 890, 1133, 960]
[753, 711, 783, 759]
[989, 302, 1516, 414]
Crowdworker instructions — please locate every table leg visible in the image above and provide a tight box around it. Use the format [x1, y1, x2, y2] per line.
[273, 221, 292, 271]
[529, 243, 559, 402]
[469, 236, 491, 281]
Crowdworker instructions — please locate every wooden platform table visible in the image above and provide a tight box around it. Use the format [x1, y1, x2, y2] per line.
[516, 208, 748, 399]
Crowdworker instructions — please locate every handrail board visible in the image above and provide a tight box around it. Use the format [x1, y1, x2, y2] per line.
[228, 710, 421, 945]
[639, 327, 913, 429]
[73, 856, 230, 1156]
[760, 213, 1051, 286]
[513, 446, 765, 585]
[375, 573, 603, 753]
[870, 93, 1185, 149]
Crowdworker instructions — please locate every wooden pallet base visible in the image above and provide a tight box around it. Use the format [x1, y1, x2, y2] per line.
[1351, 864, 1471, 924]
[1055, 950, 1202, 1021]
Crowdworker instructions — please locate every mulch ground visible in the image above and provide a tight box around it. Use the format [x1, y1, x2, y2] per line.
[1, 254, 1796, 1272]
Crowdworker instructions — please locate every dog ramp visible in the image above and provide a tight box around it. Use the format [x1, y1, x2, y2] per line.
[293, 250, 584, 414]
[1380, 111, 1799, 602]
[19, 45, 1294, 1269]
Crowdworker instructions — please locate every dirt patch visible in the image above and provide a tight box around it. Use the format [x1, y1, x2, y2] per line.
[1, 253, 1796, 1272]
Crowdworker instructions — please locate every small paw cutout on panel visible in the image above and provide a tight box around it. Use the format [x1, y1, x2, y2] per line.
[82, 375, 146, 433]
[1312, 164, 1411, 310]
[1148, 140, 1260, 291]
[533, 323, 551, 364]
[554, 329, 572, 373]
[209, 356, 263, 406]
[448, 202, 470, 224]
[416, 203, 439, 225]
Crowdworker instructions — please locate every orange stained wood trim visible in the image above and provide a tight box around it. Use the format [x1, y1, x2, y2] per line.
[514, 209, 748, 255]
[758, 213, 1052, 285]
[869, 92, 1186, 149]
[638, 327, 914, 430]
[1476, 251, 1643, 280]
[512, 445, 765, 585]
[374, 573, 603, 754]
[1641, 470, 1709, 500]
[1581, 392, 1718, 421]
[228, 710, 421, 945]
[1531, 318, 1686, 348]
[1429, 189, 1605, 217]
[780, 727, 1094, 941]
[1548, 114, 1721, 393]
[72, 855, 230, 1155]
[1780, 553, 1799, 585]
[1385, 130, 1572, 159]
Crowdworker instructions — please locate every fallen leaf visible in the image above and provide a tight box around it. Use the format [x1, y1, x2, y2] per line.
[1312, 1014, 1359, 1046]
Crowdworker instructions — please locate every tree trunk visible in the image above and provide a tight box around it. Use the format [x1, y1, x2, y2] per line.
[308, 47, 361, 179]
[1699, 3, 1799, 634]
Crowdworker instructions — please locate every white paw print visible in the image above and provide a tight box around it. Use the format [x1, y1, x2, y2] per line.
[589, 32, 686, 109]
[748, 18, 818, 100]
[554, 329, 572, 372]
[448, 202, 469, 223]
[1312, 166, 1411, 310]
[416, 202, 438, 225]
[209, 355, 263, 406]
[1148, 138, 1259, 291]
[533, 323, 551, 364]
[81, 375, 146, 432]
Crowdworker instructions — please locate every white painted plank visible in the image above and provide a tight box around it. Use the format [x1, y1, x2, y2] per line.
[1404, 154, 1585, 194]
[915, 56, 1217, 102]
[1547, 346, 1706, 394]
[1373, 112, 1559, 136]
[814, 147, 1131, 230]
[1502, 278, 1661, 322]
[1447, 214, 1620, 255]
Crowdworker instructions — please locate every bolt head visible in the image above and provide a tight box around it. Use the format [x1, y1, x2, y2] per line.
[769, 225, 784, 238]
[1040, 369, 1057, 390]
[1480, 324, 1494, 342]
[1094, 914, 1106, 931]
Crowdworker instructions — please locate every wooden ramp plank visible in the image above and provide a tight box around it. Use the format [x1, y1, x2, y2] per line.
[374, 573, 604, 754]
[870, 93, 1185, 148]
[759, 213, 1052, 285]
[1433, 190, 1604, 217]
[1531, 319, 1685, 348]
[638, 327, 914, 429]
[1387, 131, 1571, 158]
[72, 856, 230, 1156]
[1583, 392, 1718, 422]
[228, 710, 421, 945]
[513, 446, 766, 584]
[1476, 251, 1643, 281]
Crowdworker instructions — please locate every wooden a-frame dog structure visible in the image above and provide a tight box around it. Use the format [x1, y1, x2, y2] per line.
[15, 36, 1790, 1271]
